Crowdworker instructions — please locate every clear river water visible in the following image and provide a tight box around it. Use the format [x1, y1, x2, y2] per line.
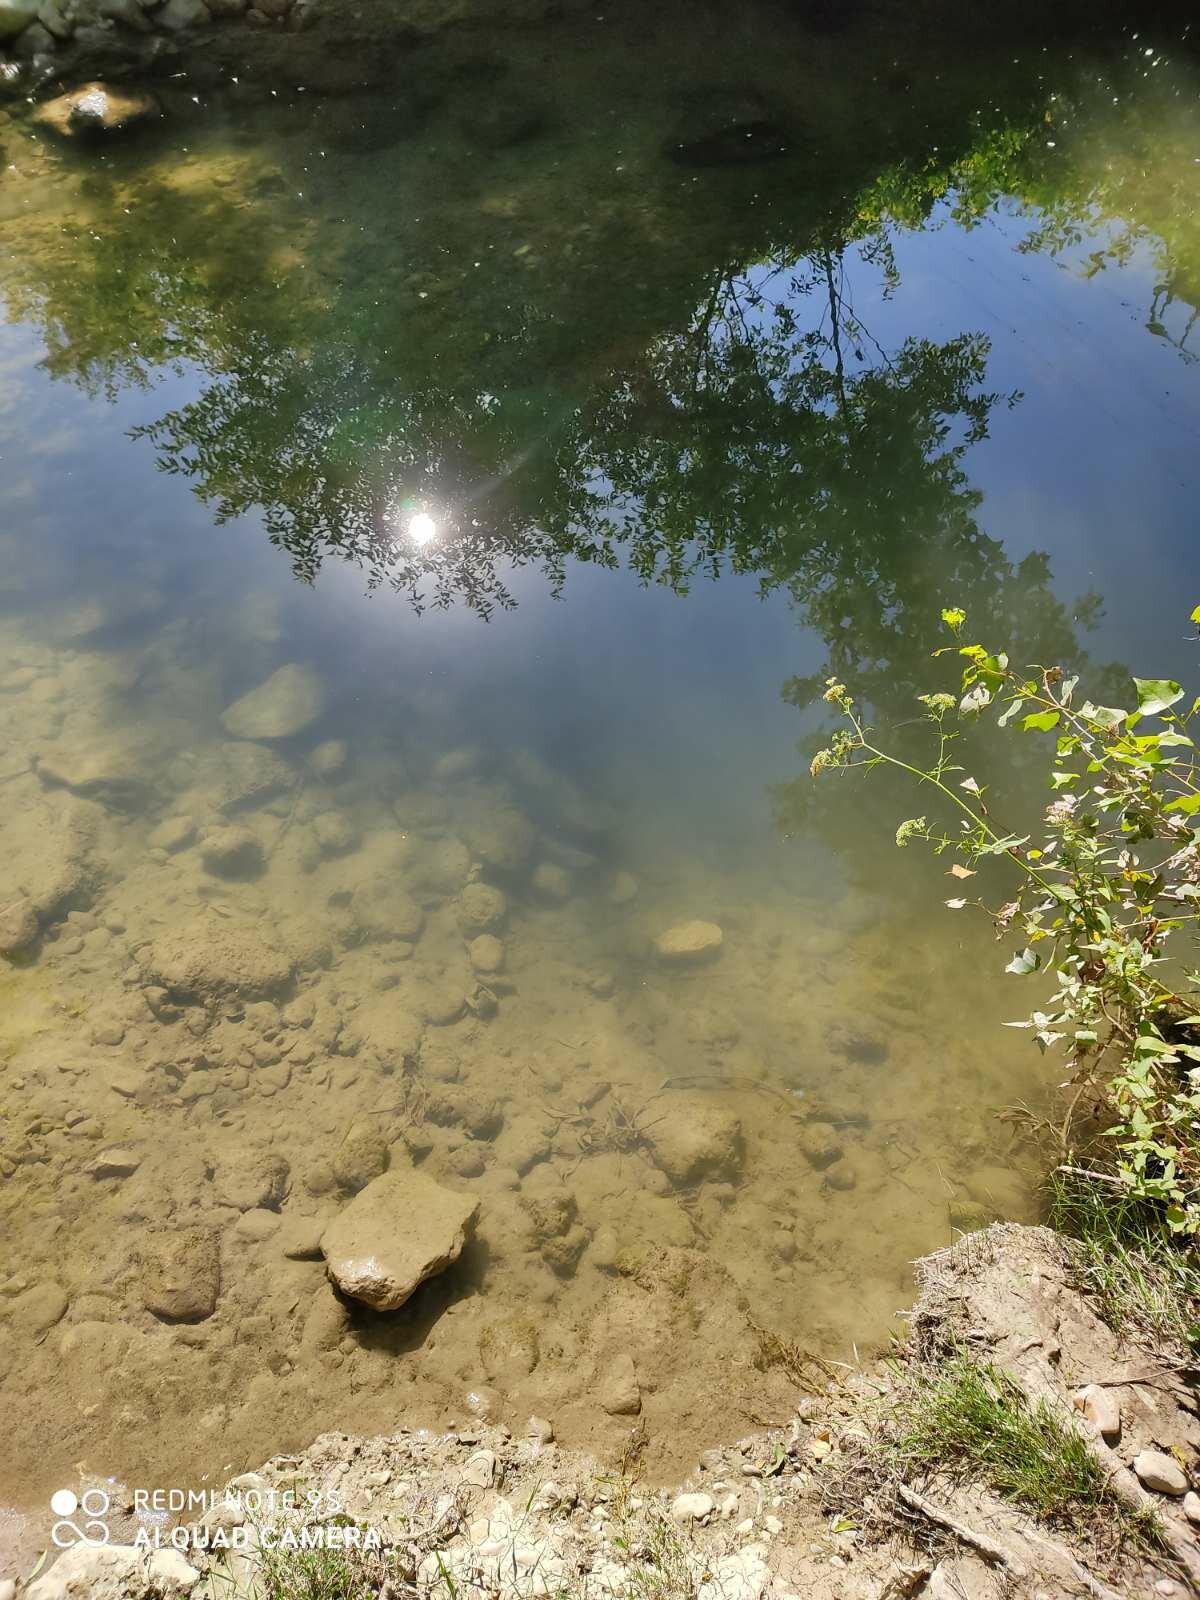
[1, 0, 1199, 1567]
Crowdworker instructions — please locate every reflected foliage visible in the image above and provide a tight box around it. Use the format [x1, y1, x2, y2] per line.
[1, 10, 1194, 719]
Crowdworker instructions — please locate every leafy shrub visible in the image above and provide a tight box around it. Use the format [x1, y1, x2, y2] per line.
[812, 606, 1200, 1234]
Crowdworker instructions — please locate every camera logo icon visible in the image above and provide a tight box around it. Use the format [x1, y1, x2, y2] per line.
[50, 1489, 111, 1548]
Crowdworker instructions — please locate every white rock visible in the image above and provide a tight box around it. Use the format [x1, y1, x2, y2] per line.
[1133, 1448, 1189, 1496]
[221, 663, 325, 740]
[698, 1544, 770, 1600]
[320, 1164, 479, 1310]
[27, 1544, 199, 1600]
[461, 1449, 498, 1488]
[0, 1581, 16, 1600]
[1183, 1490, 1200, 1525]
[1071, 1383, 1120, 1443]
[671, 1491, 715, 1523]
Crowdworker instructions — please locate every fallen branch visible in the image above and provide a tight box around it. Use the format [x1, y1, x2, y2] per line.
[895, 1485, 1026, 1578]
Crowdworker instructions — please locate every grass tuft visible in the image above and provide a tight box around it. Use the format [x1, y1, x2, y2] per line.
[890, 1356, 1159, 1549]
[1049, 1169, 1200, 1350]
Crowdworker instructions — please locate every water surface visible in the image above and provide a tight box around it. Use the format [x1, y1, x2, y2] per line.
[1, 0, 1200, 1560]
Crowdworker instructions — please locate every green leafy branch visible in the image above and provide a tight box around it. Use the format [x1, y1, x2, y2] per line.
[811, 605, 1200, 1234]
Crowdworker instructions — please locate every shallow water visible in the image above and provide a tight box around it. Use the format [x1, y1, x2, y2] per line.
[2, 0, 1200, 1562]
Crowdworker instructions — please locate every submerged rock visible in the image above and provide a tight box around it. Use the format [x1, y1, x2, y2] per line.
[221, 663, 325, 741]
[456, 881, 507, 935]
[0, 894, 39, 956]
[321, 1165, 479, 1311]
[309, 738, 348, 779]
[466, 807, 535, 872]
[149, 814, 196, 854]
[0, 0, 37, 40]
[648, 1093, 742, 1186]
[200, 823, 265, 879]
[140, 1228, 221, 1322]
[653, 920, 723, 965]
[597, 1350, 641, 1415]
[208, 741, 295, 813]
[34, 81, 160, 138]
[7, 1281, 68, 1335]
[146, 914, 293, 999]
[155, 0, 212, 29]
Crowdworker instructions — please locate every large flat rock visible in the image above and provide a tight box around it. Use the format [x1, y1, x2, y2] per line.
[220, 663, 326, 741]
[321, 1166, 479, 1311]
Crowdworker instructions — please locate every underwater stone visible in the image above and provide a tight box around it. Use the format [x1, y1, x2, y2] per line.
[220, 663, 325, 741]
[0, 894, 39, 956]
[35, 80, 161, 136]
[648, 1092, 742, 1187]
[146, 914, 293, 998]
[320, 1164, 479, 1312]
[456, 881, 507, 935]
[653, 920, 723, 964]
[466, 807, 535, 873]
[149, 814, 196, 853]
[531, 861, 571, 902]
[7, 1281, 68, 1335]
[140, 1228, 220, 1321]
[468, 934, 504, 975]
[597, 1350, 641, 1416]
[312, 809, 358, 856]
[154, 0, 211, 28]
[201, 823, 264, 879]
[309, 738, 348, 779]
[0, 0, 37, 40]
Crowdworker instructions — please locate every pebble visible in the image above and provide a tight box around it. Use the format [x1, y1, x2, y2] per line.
[86, 1148, 140, 1179]
[526, 1415, 554, 1444]
[1071, 1383, 1120, 1443]
[1183, 1490, 1200, 1525]
[671, 1492, 715, 1523]
[0, 1578, 16, 1600]
[1132, 1448, 1189, 1496]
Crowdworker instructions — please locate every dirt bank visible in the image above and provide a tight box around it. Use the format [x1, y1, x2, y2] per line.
[13, 1224, 1200, 1600]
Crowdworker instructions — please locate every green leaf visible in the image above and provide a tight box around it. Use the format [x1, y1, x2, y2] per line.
[1005, 948, 1040, 975]
[1165, 793, 1200, 815]
[941, 607, 966, 632]
[1133, 677, 1185, 716]
[1079, 702, 1128, 730]
[997, 698, 1024, 727]
[1156, 730, 1194, 748]
[1021, 710, 1061, 732]
[1049, 770, 1075, 789]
